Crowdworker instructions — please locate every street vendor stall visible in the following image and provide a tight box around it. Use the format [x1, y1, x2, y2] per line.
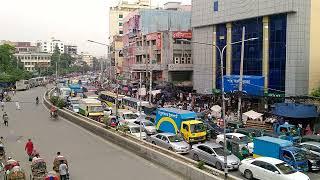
[242, 110, 263, 124]
[30, 158, 47, 180]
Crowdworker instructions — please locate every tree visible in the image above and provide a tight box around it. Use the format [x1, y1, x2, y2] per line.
[311, 87, 320, 97]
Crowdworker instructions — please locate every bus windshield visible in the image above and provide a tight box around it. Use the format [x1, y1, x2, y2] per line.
[90, 106, 103, 112]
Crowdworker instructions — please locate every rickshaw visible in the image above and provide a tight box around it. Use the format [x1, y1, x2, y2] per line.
[0, 144, 5, 161]
[6, 166, 26, 180]
[30, 158, 47, 180]
[226, 139, 250, 160]
[53, 156, 68, 172]
[45, 171, 59, 180]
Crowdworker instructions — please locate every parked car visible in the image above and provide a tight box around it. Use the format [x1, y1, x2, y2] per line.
[239, 157, 310, 180]
[127, 124, 147, 140]
[146, 133, 190, 154]
[235, 128, 263, 140]
[190, 142, 240, 170]
[299, 141, 320, 156]
[134, 120, 157, 135]
[301, 135, 320, 143]
[216, 133, 254, 154]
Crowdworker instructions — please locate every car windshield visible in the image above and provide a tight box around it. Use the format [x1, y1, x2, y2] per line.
[144, 121, 154, 127]
[213, 147, 232, 156]
[168, 135, 184, 142]
[275, 162, 296, 174]
[124, 113, 138, 119]
[239, 135, 251, 142]
[90, 106, 103, 112]
[130, 127, 140, 133]
[190, 123, 205, 133]
[70, 100, 79, 104]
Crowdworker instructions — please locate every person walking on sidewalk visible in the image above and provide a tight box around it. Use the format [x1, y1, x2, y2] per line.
[25, 139, 34, 161]
[3, 112, 8, 127]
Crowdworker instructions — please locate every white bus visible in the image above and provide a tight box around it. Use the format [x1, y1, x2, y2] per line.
[16, 80, 30, 91]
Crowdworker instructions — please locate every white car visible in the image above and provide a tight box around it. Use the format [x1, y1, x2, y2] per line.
[216, 133, 254, 154]
[239, 157, 310, 180]
[127, 124, 147, 140]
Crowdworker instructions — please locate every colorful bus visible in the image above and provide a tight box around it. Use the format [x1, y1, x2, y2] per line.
[99, 91, 124, 107]
[122, 96, 149, 111]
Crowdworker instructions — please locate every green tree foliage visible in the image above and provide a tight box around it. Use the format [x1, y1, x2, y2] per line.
[311, 87, 320, 97]
[0, 44, 32, 82]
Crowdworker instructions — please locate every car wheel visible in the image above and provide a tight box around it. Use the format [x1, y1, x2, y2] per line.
[168, 147, 174, 151]
[215, 162, 223, 170]
[152, 141, 156, 145]
[219, 141, 224, 146]
[244, 169, 253, 180]
[193, 154, 199, 161]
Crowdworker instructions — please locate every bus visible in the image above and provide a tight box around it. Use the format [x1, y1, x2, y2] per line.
[99, 91, 124, 107]
[15, 80, 30, 91]
[122, 96, 149, 111]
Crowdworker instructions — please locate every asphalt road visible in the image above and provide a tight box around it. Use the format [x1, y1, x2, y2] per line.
[0, 86, 183, 180]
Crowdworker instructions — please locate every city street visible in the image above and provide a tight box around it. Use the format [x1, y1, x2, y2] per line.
[0, 87, 183, 180]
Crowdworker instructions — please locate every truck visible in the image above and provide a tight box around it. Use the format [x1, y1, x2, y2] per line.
[15, 80, 30, 91]
[253, 136, 308, 172]
[155, 108, 206, 143]
[79, 98, 104, 121]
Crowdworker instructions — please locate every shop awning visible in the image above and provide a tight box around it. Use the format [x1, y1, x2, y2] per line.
[243, 110, 263, 120]
[272, 103, 319, 118]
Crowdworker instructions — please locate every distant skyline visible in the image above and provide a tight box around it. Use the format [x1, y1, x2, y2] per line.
[0, 0, 191, 57]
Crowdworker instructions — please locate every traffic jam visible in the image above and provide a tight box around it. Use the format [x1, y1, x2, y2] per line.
[51, 73, 319, 180]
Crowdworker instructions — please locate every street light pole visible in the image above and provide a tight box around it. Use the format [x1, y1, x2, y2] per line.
[237, 27, 246, 121]
[180, 36, 258, 178]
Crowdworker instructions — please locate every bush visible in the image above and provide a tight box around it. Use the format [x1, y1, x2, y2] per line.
[56, 98, 66, 109]
[117, 122, 129, 134]
[50, 96, 59, 106]
[196, 161, 205, 170]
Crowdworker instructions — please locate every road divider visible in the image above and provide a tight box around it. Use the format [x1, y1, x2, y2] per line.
[43, 89, 241, 180]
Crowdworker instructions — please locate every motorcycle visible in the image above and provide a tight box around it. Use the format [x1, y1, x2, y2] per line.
[50, 111, 58, 119]
[36, 99, 39, 105]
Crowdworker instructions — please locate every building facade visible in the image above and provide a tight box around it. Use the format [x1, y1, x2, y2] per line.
[64, 45, 77, 55]
[37, 38, 64, 54]
[109, 0, 152, 76]
[14, 42, 39, 53]
[14, 53, 51, 71]
[192, 0, 320, 96]
[80, 52, 94, 67]
[122, 8, 192, 85]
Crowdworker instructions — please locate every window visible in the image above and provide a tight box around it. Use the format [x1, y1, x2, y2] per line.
[119, 22, 123, 26]
[264, 164, 278, 172]
[118, 14, 123, 18]
[251, 160, 265, 167]
[282, 151, 294, 162]
[161, 136, 169, 143]
[182, 124, 189, 131]
[310, 145, 320, 153]
[156, 135, 162, 139]
[213, 0, 219, 12]
[119, 30, 123, 35]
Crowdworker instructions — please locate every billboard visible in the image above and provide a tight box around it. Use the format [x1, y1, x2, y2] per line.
[223, 75, 265, 96]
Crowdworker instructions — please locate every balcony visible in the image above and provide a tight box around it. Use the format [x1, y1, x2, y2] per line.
[168, 64, 193, 71]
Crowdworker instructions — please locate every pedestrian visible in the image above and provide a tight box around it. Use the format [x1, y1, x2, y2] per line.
[59, 160, 68, 180]
[15, 101, 20, 110]
[3, 112, 8, 127]
[25, 139, 34, 161]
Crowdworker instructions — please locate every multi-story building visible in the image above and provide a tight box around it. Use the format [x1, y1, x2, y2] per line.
[192, 0, 320, 96]
[14, 42, 39, 53]
[37, 38, 64, 54]
[64, 45, 77, 56]
[109, 0, 151, 75]
[123, 6, 192, 85]
[80, 52, 94, 67]
[14, 53, 51, 72]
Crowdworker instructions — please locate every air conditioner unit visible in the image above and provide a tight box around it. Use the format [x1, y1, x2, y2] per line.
[187, 57, 192, 64]
[181, 57, 186, 64]
[174, 57, 180, 64]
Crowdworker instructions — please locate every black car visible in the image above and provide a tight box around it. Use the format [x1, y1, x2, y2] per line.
[297, 145, 320, 171]
[204, 121, 231, 139]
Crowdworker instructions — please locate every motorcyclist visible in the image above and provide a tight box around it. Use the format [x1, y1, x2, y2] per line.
[50, 106, 57, 117]
[3, 112, 8, 126]
[36, 97, 39, 104]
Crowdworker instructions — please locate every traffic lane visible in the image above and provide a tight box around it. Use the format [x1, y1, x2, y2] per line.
[2, 87, 183, 180]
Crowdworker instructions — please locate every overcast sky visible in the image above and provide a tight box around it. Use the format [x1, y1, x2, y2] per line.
[0, 0, 191, 57]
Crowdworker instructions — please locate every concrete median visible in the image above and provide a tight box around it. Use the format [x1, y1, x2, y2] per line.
[43, 90, 241, 180]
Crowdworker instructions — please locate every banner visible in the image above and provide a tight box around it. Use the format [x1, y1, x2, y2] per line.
[223, 75, 265, 96]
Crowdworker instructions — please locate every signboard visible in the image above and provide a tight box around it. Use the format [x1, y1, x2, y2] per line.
[172, 31, 192, 39]
[223, 75, 265, 96]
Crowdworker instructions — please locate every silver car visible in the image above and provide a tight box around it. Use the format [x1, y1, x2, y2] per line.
[134, 120, 157, 135]
[190, 142, 240, 170]
[300, 141, 320, 156]
[147, 133, 190, 154]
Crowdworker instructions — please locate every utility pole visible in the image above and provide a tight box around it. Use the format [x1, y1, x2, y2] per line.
[139, 72, 142, 140]
[148, 43, 152, 103]
[115, 72, 119, 121]
[237, 27, 245, 122]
